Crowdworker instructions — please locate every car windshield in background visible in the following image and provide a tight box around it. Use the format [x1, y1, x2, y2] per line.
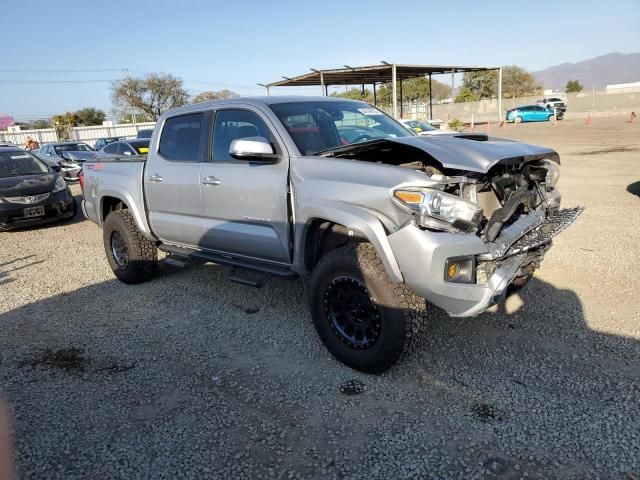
[54, 144, 93, 153]
[0, 151, 49, 178]
[130, 140, 150, 154]
[270, 101, 411, 155]
[406, 120, 435, 132]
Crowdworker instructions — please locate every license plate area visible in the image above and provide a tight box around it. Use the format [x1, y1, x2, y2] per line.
[23, 206, 45, 218]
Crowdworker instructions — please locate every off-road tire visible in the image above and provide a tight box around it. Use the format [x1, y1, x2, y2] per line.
[309, 243, 427, 374]
[103, 209, 157, 284]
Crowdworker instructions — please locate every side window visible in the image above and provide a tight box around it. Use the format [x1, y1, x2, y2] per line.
[212, 109, 275, 162]
[103, 143, 119, 154]
[159, 113, 205, 162]
[118, 144, 134, 155]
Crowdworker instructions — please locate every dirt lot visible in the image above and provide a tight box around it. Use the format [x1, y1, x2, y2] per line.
[1, 117, 639, 479]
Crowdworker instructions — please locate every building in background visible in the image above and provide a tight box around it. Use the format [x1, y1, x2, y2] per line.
[0, 114, 15, 130]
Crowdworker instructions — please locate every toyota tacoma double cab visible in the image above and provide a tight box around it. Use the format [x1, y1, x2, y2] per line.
[82, 96, 581, 373]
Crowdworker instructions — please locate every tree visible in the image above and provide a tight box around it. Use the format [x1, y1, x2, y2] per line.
[119, 112, 152, 124]
[565, 80, 583, 93]
[330, 88, 374, 103]
[455, 86, 480, 103]
[111, 73, 189, 121]
[501, 65, 541, 97]
[75, 107, 106, 126]
[460, 66, 541, 99]
[51, 112, 80, 140]
[192, 89, 239, 103]
[460, 70, 498, 99]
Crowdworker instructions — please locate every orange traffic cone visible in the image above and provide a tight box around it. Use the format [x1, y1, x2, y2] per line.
[485, 121, 491, 134]
[631, 111, 638, 123]
[585, 112, 592, 125]
[500, 120, 507, 130]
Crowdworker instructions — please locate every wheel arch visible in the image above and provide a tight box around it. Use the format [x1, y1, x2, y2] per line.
[295, 201, 404, 283]
[97, 187, 154, 240]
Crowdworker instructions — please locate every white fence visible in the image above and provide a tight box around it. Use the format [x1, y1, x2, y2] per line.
[0, 128, 57, 146]
[70, 122, 156, 144]
[0, 122, 156, 147]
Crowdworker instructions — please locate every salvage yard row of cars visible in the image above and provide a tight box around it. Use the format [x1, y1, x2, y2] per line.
[2, 98, 581, 372]
[0, 131, 151, 230]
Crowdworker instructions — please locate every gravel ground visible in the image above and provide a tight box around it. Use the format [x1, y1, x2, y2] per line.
[1, 117, 639, 479]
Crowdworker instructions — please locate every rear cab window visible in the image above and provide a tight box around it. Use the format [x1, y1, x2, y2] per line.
[159, 113, 206, 162]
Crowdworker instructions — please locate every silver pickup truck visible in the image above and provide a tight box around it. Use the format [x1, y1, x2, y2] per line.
[82, 96, 581, 373]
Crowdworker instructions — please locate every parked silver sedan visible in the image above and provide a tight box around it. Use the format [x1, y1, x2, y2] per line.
[94, 139, 150, 158]
[36, 142, 95, 181]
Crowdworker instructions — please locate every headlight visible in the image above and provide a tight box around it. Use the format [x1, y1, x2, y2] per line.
[542, 159, 560, 190]
[52, 175, 68, 193]
[393, 188, 483, 233]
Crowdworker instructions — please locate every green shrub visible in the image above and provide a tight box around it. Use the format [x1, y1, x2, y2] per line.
[448, 118, 465, 131]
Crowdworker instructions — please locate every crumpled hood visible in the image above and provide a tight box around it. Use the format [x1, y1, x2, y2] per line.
[61, 151, 95, 162]
[321, 135, 559, 173]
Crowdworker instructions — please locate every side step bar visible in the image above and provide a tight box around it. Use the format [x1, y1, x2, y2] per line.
[158, 244, 299, 280]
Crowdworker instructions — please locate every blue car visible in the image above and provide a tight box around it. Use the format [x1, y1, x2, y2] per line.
[506, 105, 563, 123]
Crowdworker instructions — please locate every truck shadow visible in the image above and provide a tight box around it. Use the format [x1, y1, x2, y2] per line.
[0, 261, 637, 478]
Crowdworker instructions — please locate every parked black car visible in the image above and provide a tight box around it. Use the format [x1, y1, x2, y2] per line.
[36, 142, 95, 182]
[94, 137, 125, 150]
[0, 147, 76, 230]
[136, 128, 153, 139]
[95, 139, 150, 158]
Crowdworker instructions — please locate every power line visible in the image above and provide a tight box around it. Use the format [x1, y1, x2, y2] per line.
[0, 69, 125, 73]
[0, 79, 117, 84]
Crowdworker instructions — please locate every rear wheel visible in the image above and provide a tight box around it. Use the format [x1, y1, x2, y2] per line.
[515, 116, 523, 124]
[103, 209, 157, 284]
[309, 243, 427, 373]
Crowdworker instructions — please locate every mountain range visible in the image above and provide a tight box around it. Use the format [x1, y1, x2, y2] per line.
[533, 52, 640, 90]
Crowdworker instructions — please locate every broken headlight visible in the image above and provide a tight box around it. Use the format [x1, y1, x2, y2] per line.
[393, 188, 483, 233]
[542, 159, 560, 190]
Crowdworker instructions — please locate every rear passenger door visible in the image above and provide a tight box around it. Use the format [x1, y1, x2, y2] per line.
[198, 107, 291, 263]
[145, 112, 207, 246]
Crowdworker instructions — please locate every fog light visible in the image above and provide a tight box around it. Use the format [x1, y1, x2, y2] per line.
[444, 257, 476, 284]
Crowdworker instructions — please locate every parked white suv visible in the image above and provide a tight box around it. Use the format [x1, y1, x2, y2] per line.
[537, 95, 567, 113]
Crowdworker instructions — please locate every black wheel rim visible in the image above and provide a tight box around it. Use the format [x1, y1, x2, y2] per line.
[110, 230, 129, 269]
[324, 276, 381, 349]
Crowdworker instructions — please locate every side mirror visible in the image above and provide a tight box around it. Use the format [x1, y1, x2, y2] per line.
[229, 136, 276, 160]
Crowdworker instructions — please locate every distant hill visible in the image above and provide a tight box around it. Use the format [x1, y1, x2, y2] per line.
[534, 52, 640, 90]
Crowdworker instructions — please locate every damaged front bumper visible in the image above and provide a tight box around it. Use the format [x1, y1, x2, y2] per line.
[388, 206, 583, 317]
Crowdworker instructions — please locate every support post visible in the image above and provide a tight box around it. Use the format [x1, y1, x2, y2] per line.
[392, 64, 398, 118]
[399, 78, 404, 118]
[429, 73, 433, 119]
[320, 71, 325, 96]
[361, 83, 365, 100]
[266, 86, 270, 96]
[373, 83, 377, 106]
[497, 67, 503, 122]
[325, 84, 328, 96]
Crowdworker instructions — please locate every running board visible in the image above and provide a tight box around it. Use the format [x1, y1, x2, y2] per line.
[158, 244, 298, 279]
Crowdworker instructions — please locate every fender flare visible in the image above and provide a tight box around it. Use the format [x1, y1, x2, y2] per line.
[98, 186, 154, 240]
[295, 199, 404, 283]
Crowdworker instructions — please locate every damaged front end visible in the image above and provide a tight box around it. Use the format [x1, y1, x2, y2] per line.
[330, 136, 584, 316]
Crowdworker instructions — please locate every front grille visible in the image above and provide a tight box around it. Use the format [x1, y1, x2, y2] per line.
[3, 193, 50, 204]
[507, 206, 584, 256]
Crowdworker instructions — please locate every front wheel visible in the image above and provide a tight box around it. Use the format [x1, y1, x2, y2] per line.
[103, 209, 157, 284]
[514, 116, 523, 124]
[309, 243, 427, 373]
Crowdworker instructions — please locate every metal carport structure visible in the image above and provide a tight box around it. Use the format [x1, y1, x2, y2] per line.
[262, 62, 502, 121]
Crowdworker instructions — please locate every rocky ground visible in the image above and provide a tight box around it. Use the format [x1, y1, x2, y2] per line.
[0, 117, 638, 479]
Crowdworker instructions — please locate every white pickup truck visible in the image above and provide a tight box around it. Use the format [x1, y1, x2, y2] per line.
[82, 96, 581, 373]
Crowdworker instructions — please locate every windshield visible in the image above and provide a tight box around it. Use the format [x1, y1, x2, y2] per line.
[54, 143, 93, 153]
[405, 120, 435, 132]
[270, 101, 412, 155]
[0, 151, 49, 178]
[129, 140, 150, 154]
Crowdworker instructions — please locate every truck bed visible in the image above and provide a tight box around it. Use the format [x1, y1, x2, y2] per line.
[81, 156, 153, 238]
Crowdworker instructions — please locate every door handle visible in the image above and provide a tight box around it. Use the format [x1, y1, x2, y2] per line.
[202, 176, 221, 186]
[149, 174, 163, 182]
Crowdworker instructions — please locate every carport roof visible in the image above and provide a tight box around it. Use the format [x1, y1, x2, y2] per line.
[265, 63, 499, 87]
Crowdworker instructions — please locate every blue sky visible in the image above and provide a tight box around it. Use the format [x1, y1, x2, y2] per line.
[1, 0, 638, 121]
